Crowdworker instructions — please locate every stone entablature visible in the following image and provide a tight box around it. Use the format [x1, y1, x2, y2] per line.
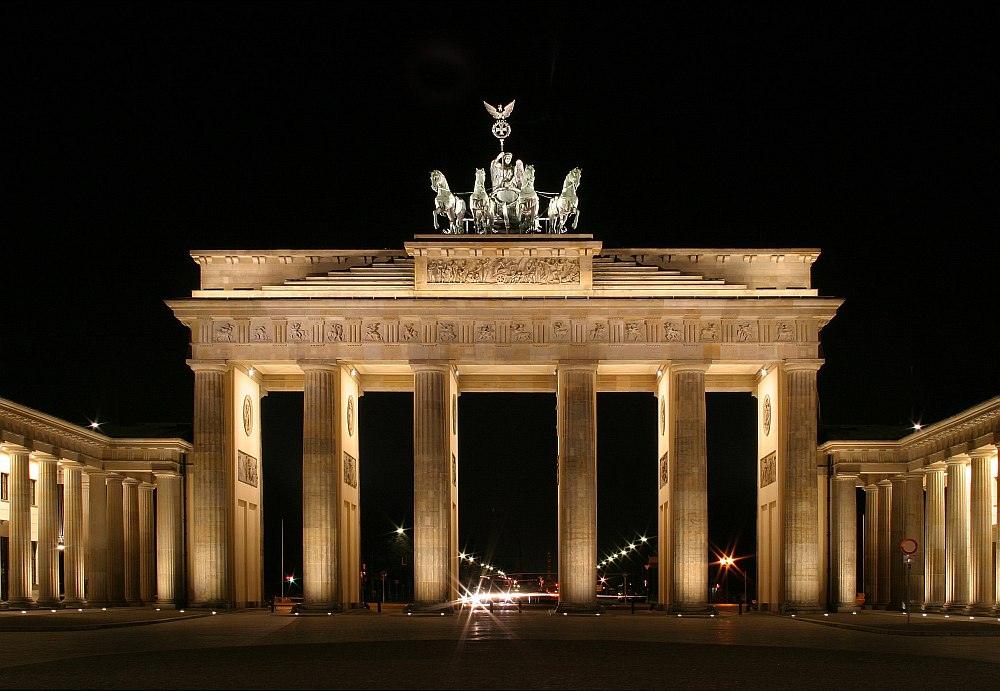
[821, 395, 1000, 480]
[188, 238, 821, 298]
[0, 398, 189, 473]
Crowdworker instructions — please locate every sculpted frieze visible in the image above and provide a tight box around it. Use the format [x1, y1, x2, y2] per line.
[624, 321, 646, 342]
[774, 321, 796, 341]
[550, 320, 571, 341]
[343, 451, 358, 489]
[475, 322, 496, 342]
[202, 315, 807, 347]
[760, 451, 776, 488]
[662, 322, 682, 342]
[426, 257, 580, 284]
[363, 321, 384, 342]
[699, 322, 719, 342]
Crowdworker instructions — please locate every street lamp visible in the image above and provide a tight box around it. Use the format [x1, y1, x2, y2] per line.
[720, 555, 748, 613]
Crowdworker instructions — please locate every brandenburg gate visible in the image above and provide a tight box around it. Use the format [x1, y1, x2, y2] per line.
[166, 235, 842, 613]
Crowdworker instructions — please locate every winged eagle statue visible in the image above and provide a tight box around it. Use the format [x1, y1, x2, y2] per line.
[484, 100, 515, 150]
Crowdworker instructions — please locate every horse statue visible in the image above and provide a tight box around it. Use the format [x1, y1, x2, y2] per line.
[546, 167, 582, 233]
[469, 168, 492, 234]
[516, 164, 540, 233]
[430, 170, 466, 234]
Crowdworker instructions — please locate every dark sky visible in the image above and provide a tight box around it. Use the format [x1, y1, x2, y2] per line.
[5, 2, 996, 593]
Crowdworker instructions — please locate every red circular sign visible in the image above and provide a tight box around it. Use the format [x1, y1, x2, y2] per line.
[900, 538, 918, 554]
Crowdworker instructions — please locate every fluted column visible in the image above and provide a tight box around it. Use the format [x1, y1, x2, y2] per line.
[967, 450, 993, 614]
[155, 472, 184, 607]
[831, 474, 858, 611]
[189, 360, 230, 608]
[670, 361, 710, 612]
[138, 482, 157, 604]
[60, 461, 87, 606]
[863, 484, 879, 606]
[6, 447, 35, 608]
[923, 465, 946, 610]
[781, 360, 823, 612]
[903, 473, 925, 609]
[555, 361, 599, 614]
[123, 478, 141, 606]
[106, 474, 126, 606]
[86, 469, 110, 607]
[876, 479, 891, 608]
[944, 456, 969, 611]
[411, 362, 451, 608]
[889, 475, 906, 609]
[300, 363, 341, 611]
[35, 455, 61, 607]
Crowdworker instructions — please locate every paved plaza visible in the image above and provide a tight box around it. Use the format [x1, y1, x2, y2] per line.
[1, 605, 998, 689]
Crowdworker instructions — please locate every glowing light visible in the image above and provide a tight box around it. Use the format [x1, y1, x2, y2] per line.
[760, 367, 767, 376]
[89, 421, 101, 430]
[913, 423, 922, 431]
[248, 366, 255, 377]
[396, 527, 405, 536]
[350, 367, 358, 377]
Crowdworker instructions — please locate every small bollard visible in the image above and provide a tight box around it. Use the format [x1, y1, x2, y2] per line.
[377, 601, 382, 613]
[630, 598, 635, 614]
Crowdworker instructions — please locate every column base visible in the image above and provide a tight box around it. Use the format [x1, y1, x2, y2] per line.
[553, 602, 605, 616]
[188, 600, 235, 612]
[835, 605, 859, 613]
[61, 598, 88, 609]
[3, 599, 37, 610]
[155, 599, 184, 609]
[403, 602, 455, 616]
[35, 598, 63, 609]
[294, 602, 345, 614]
[940, 602, 968, 613]
[778, 602, 824, 615]
[921, 603, 943, 613]
[667, 604, 718, 616]
[963, 604, 994, 616]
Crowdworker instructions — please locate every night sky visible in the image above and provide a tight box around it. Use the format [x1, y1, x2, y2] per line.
[5, 3, 995, 596]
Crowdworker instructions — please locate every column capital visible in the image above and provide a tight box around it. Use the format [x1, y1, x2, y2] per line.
[946, 454, 969, 466]
[556, 360, 599, 372]
[122, 477, 140, 486]
[152, 470, 180, 479]
[781, 358, 825, 373]
[58, 459, 85, 469]
[925, 461, 947, 472]
[139, 480, 156, 490]
[876, 478, 892, 487]
[834, 472, 859, 481]
[186, 359, 229, 374]
[864, 483, 879, 492]
[298, 360, 340, 373]
[968, 448, 995, 460]
[668, 360, 710, 374]
[0, 441, 30, 454]
[409, 360, 452, 376]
